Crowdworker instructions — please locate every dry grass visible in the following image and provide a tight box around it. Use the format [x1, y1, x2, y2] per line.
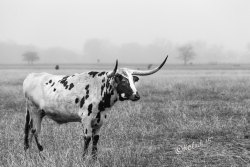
[1, 68, 250, 166]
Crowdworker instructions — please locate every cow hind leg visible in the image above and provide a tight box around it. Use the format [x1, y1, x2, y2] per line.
[24, 109, 31, 151]
[31, 109, 45, 152]
[24, 105, 45, 152]
[33, 130, 43, 151]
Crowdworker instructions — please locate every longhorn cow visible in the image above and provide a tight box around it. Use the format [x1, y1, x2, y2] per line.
[23, 56, 168, 159]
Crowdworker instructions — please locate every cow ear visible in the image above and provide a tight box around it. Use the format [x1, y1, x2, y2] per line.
[133, 76, 139, 82]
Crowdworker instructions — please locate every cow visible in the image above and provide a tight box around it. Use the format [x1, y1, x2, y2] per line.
[23, 56, 168, 159]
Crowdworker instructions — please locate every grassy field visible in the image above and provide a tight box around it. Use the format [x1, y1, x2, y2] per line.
[1, 65, 250, 167]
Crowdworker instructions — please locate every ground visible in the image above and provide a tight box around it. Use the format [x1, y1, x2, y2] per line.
[1, 64, 250, 167]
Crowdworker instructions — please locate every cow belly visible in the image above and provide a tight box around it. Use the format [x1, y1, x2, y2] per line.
[45, 111, 81, 124]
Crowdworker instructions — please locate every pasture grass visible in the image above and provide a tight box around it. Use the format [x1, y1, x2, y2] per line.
[1, 68, 250, 166]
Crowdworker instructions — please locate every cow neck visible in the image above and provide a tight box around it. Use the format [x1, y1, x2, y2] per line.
[98, 76, 118, 112]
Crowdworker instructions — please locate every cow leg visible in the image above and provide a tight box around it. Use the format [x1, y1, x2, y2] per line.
[83, 136, 91, 157]
[24, 101, 37, 150]
[91, 118, 103, 160]
[24, 108, 31, 151]
[91, 130, 100, 160]
[31, 109, 45, 152]
[82, 120, 92, 158]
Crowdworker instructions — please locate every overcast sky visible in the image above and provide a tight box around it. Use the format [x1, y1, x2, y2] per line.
[0, 0, 250, 53]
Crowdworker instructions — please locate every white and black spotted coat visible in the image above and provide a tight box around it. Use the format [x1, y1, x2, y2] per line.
[23, 71, 119, 135]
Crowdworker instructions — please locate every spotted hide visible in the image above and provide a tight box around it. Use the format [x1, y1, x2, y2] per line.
[23, 56, 168, 159]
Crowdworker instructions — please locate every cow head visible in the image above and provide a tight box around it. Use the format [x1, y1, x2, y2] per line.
[111, 56, 168, 101]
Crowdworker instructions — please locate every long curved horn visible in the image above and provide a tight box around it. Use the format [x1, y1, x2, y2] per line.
[132, 55, 168, 76]
[107, 59, 118, 78]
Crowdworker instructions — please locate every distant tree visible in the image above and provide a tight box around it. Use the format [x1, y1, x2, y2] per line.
[147, 64, 153, 69]
[83, 38, 118, 63]
[55, 65, 59, 70]
[22, 51, 39, 64]
[178, 44, 196, 65]
[247, 43, 250, 51]
[83, 39, 104, 63]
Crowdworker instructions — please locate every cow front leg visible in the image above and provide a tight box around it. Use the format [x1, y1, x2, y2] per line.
[83, 136, 91, 157]
[82, 119, 92, 158]
[91, 118, 103, 160]
[92, 134, 99, 160]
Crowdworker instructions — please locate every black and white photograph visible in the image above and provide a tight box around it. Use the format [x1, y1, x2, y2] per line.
[1, 0, 250, 166]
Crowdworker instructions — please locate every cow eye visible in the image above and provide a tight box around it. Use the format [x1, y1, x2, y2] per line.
[122, 78, 129, 83]
[115, 74, 124, 82]
[133, 76, 139, 82]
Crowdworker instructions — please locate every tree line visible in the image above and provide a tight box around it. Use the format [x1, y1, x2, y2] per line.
[21, 43, 195, 65]
[22, 38, 250, 65]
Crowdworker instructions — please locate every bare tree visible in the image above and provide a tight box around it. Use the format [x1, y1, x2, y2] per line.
[55, 65, 59, 70]
[178, 44, 196, 65]
[22, 51, 39, 64]
[147, 64, 153, 69]
[247, 43, 250, 55]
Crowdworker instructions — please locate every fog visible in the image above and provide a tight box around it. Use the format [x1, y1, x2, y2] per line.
[0, 0, 250, 64]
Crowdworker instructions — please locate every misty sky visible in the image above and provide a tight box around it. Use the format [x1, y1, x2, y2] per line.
[0, 0, 250, 53]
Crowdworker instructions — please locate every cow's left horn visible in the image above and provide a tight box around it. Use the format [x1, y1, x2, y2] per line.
[131, 55, 168, 76]
[107, 59, 118, 78]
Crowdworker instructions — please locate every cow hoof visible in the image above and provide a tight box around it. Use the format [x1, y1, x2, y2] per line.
[39, 153, 46, 160]
[92, 154, 97, 161]
[38, 145, 43, 151]
[24, 145, 29, 151]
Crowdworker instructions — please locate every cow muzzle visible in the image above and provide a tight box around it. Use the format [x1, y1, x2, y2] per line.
[130, 92, 140, 101]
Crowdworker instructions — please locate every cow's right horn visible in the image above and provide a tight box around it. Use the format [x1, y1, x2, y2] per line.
[131, 55, 168, 76]
[107, 60, 118, 78]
